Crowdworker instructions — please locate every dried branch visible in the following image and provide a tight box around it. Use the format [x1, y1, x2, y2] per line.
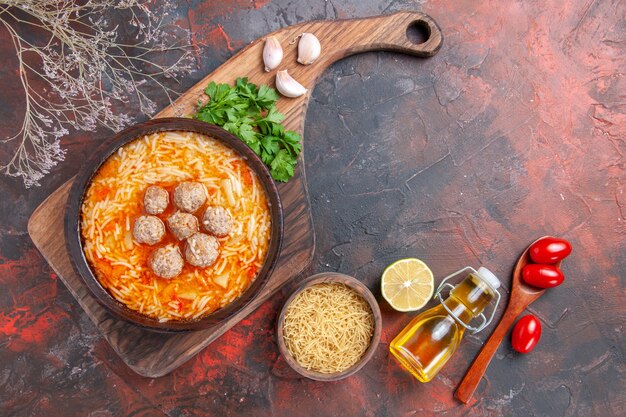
[0, 0, 194, 187]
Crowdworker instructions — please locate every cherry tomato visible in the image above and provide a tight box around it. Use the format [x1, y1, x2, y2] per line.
[529, 237, 572, 264]
[511, 315, 542, 354]
[522, 264, 564, 288]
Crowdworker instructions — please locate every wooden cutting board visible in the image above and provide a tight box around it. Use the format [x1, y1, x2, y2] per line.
[27, 11, 442, 377]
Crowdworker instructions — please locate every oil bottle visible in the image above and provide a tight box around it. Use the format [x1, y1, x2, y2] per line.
[390, 267, 501, 382]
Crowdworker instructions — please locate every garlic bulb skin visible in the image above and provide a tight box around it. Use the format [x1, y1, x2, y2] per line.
[263, 36, 283, 72]
[275, 70, 307, 98]
[297, 33, 321, 65]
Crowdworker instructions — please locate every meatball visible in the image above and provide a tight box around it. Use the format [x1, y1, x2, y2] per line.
[202, 205, 233, 237]
[166, 211, 198, 240]
[173, 181, 207, 212]
[133, 215, 165, 245]
[185, 233, 220, 268]
[143, 185, 169, 215]
[149, 245, 184, 279]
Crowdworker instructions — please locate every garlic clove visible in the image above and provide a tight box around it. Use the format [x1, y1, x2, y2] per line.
[275, 70, 307, 98]
[297, 33, 321, 65]
[263, 36, 283, 72]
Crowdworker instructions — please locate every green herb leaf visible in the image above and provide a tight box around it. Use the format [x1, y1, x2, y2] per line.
[204, 82, 217, 100]
[193, 78, 301, 182]
[239, 123, 257, 144]
[282, 132, 302, 157]
[261, 135, 281, 156]
[257, 85, 279, 107]
[271, 123, 284, 137]
[265, 105, 285, 124]
[270, 149, 296, 182]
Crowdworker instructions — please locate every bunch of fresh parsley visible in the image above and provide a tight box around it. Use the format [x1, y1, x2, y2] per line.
[193, 77, 302, 182]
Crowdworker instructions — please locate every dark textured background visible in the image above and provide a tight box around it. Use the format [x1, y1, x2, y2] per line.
[1, 0, 624, 416]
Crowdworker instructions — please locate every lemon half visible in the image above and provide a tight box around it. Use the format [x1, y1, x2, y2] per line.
[381, 258, 434, 312]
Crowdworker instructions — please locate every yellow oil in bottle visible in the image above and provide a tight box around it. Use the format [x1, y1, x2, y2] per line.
[390, 269, 498, 382]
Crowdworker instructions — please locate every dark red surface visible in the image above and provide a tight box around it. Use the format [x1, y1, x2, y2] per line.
[1, 1, 624, 416]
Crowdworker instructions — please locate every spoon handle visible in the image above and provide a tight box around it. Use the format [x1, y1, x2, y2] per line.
[454, 304, 525, 404]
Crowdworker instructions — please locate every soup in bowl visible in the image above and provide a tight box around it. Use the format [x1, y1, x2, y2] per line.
[66, 119, 283, 331]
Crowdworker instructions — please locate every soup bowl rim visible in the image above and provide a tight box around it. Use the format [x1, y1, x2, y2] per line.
[65, 117, 284, 332]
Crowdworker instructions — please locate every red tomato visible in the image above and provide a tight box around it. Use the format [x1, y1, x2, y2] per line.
[522, 264, 564, 288]
[529, 237, 572, 264]
[511, 315, 542, 354]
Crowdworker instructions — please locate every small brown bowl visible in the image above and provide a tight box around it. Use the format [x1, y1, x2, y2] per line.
[65, 118, 283, 332]
[276, 273, 382, 381]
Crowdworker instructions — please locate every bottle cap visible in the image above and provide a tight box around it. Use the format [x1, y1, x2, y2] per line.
[476, 267, 500, 290]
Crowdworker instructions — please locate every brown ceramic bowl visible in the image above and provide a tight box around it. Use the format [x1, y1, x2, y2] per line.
[276, 273, 382, 381]
[65, 118, 284, 332]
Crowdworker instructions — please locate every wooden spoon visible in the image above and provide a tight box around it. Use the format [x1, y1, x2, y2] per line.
[454, 236, 561, 404]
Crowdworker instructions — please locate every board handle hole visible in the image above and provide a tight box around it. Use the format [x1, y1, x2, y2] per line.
[406, 20, 431, 45]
